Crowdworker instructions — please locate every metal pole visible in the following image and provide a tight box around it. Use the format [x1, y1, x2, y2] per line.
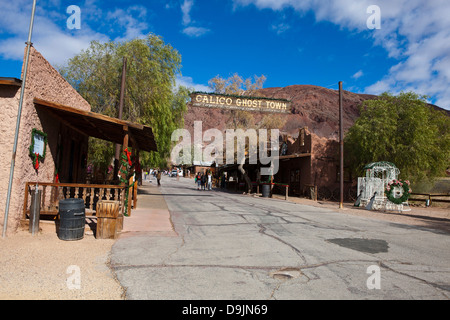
[114, 57, 127, 180]
[29, 183, 41, 236]
[339, 81, 344, 209]
[2, 0, 37, 238]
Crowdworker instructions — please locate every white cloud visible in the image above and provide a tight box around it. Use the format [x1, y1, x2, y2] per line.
[0, 0, 109, 66]
[106, 6, 149, 42]
[352, 70, 364, 79]
[176, 75, 210, 92]
[180, 0, 211, 38]
[181, 0, 194, 26]
[0, 0, 149, 67]
[233, 0, 450, 109]
[182, 26, 210, 38]
[271, 22, 290, 35]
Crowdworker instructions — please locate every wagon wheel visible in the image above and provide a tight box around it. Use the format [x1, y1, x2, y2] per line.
[317, 186, 332, 201]
[347, 186, 358, 202]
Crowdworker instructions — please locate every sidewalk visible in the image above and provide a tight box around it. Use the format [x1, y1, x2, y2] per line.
[119, 181, 177, 238]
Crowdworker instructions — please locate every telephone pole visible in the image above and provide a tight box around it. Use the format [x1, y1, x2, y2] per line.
[113, 57, 127, 180]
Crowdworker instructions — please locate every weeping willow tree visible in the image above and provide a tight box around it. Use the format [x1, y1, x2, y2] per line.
[59, 33, 189, 173]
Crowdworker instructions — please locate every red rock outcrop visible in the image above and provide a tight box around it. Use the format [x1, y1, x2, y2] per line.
[184, 84, 377, 139]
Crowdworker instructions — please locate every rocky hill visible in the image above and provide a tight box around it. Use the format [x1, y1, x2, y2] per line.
[184, 84, 449, 139]
[184, 84, 377, 139]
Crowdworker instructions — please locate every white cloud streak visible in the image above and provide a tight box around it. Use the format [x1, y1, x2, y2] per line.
[352, 70, 364, 80]
[233, 0, 450, 109]
[180, 0, 211, 38]
[181, 0, 194, 26]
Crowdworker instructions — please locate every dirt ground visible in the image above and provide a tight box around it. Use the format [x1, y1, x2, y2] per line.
[0, 222, 125, 300]
[0, 187, 448, 300]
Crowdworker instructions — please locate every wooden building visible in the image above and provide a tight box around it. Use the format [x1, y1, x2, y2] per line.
[0, 46, 157, 234]
[217, 127, 353, 201]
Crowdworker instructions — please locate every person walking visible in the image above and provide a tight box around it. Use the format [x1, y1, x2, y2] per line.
[207, 171, 213, 190]
[196, 172, 201, 190]
[201, 173, 206, 190]
[156, 170, 161, 186]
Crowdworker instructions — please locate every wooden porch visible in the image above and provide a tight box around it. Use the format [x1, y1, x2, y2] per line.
[22, 180, 139, 222]
[21, 98, 157, 228]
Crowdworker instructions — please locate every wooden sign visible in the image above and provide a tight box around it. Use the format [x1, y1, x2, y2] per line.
[190, 93, 291, 113]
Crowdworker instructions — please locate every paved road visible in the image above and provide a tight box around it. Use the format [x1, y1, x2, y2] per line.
[111, 177, 450, 300]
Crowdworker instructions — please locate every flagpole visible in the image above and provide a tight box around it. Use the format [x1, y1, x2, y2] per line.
[339, 81, 344, 209]
[2, 0, 37, 238]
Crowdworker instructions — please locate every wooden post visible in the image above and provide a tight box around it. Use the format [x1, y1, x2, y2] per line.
[133, 147, 139, 207]
[114, 57, 127, 181]
[133, 180, 138, 209]
[96, 200, 119, 239]
[127, 176, 133, 216]
[120, 126, 129, 187]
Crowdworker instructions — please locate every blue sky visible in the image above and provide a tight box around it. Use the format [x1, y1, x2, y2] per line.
[1, 0, 449, 110]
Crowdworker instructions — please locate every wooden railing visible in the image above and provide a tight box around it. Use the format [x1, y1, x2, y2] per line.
[22, 182, 127, 220]
[409, 193, 450, 206]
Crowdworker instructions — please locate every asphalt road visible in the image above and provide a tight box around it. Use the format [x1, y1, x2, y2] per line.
[111, 177, 450, 300]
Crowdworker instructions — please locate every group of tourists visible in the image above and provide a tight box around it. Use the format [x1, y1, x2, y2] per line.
[195, 171, 213, 191]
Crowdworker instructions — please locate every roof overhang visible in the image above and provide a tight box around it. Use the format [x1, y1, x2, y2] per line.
[0, 77, 22, 87]
[34, 98, 157, 153]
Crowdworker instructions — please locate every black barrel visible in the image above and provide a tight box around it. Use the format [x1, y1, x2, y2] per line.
[262, 184, 271, 198]
[58, 198, 85, 241]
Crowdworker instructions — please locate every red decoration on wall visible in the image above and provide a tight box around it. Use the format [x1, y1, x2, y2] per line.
[34, 153, 39, 170]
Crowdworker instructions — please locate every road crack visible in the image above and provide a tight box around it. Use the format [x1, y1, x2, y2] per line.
[257, 223, 307, 265]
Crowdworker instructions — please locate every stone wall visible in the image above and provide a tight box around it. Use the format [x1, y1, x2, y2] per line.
[0, 46, 91, 234]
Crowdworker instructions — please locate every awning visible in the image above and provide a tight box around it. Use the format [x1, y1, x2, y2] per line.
[0, 77, 22, 87]
[34, 98, 157, 152]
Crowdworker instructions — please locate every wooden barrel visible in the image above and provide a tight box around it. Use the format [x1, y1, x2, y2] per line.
[58, 198, 85, 241]
[96, 200, 119, 239]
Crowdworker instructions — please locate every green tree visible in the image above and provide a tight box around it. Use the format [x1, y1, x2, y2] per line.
[344, 92, 450, 186]
[59, 34, 189, 171]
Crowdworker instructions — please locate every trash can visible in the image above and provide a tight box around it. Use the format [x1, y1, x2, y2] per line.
[58, 198, 85, 241]
[262, 184, 271, 198]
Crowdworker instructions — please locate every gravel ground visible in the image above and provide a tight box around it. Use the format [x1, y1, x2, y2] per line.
[0, 223, 124, 300]
[0, 187, 448, 300]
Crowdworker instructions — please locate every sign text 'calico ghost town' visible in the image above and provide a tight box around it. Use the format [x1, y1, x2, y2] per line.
[190, 92, 291, 113]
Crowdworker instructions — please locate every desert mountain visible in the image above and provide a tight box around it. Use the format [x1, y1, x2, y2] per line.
[184, 84, 377, 139]
[184, 84, 449, 140]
